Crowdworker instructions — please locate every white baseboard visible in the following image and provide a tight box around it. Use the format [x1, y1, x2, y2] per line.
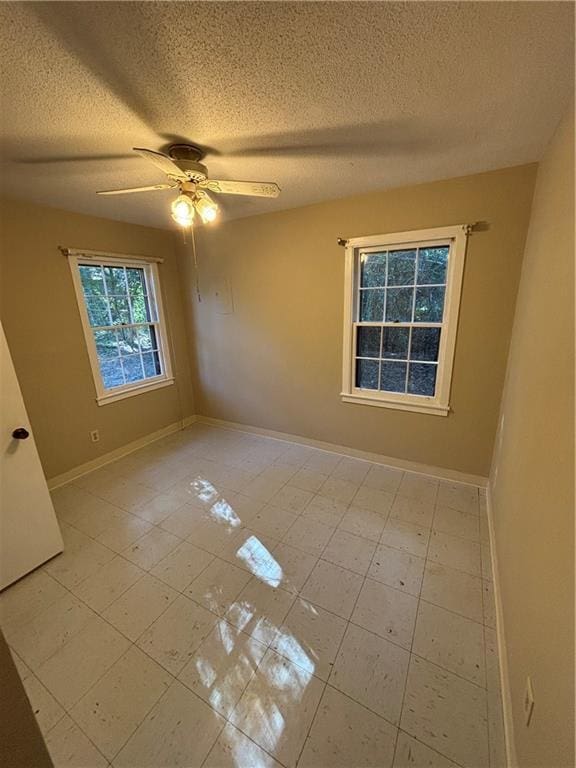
[47, 416, 197, 490]
[486, 484, 517, 768]
[195, 415, 488, 487]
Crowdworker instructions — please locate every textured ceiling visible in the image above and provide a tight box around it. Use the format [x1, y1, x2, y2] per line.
[0, 1, 573, 230]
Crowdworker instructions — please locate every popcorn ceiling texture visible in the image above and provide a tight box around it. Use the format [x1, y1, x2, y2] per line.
[0, 1, 573, 228]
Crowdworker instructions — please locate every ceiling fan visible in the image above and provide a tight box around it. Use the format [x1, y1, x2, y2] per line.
[96, 144, 281, 226]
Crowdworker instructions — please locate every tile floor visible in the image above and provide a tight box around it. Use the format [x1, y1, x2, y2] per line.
[1, 424, 506, 768]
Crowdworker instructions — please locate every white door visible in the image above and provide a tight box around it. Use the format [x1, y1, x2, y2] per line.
[0, 322, 63, 590]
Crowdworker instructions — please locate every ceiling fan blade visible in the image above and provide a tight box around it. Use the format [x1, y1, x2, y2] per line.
[96, 183, 176, 196]
[201, 179, 280, 198]
[133, 147, 187, 180]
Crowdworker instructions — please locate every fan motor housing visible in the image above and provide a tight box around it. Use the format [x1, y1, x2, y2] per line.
[168, 144, 208, 182]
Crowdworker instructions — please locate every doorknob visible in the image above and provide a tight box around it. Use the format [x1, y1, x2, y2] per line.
[12, 427, 29, 440]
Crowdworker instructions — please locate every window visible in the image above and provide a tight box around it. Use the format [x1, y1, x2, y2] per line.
[341, 225, 469, 415]
[68, 251, 173, 405]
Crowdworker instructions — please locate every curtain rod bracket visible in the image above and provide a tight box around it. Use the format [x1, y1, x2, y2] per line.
[337, 238, 348, 247]
[58, 246, 70, 257]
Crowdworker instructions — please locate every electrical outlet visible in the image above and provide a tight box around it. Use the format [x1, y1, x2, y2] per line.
[89, 429, 100, 443]
[524, 676, 535, 726]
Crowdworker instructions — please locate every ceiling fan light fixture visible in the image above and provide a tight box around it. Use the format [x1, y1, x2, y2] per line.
[171, 193, 195, 227]
[195, 193, 219, 224]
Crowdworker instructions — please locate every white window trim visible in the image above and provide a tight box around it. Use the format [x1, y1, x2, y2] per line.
[68, 253, 174, 406]
[341, 225, 470, 416]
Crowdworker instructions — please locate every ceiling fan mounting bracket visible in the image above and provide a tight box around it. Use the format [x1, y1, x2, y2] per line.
[168, 143, 205, 162]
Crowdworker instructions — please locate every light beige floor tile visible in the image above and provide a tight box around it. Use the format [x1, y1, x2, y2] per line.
[352, 578, 418, 649]
[114, 680, 225, 768]
[59, 498, 128, 539]
[302, 495, 348, 528]
[250, 503, 299, 539]
[70, 646, 171, 761]
[480, 512, 490, 543]
[9, 592, 94, 669]
[91, 476, 157, 513]
[330, 457, 370, 485]
[339, 505, 387, 542]
[36, 616, 129, 709]
[300, 685, 397, 767]
[226, 578, 295, 646]
[428, 531, 481, 577]
[287, 467, 329, 492]
[224, 528, 282, 580]
[401, 655, 488, 768]
[437, 482, 478, 515]
[272, 598, 347, 681]
[282, 516, 333, 556]
[481, 542, 493, 581]
[330, 623, 409, 725]
[178, 622, 267, 718]
[45, 529, 116, 589]
[186, 516, 244, 557]
[381, 519, 430, 558]
[133, 491, 188, 524]
[150, 540, 214, 591]
[413, 601, 485, 685]
[204, 722, 283, 768]
[22, 674, 65, 735]
[269, 543, 318, 594]
[304, 451, 342, 474]
[96, 514, 154, 553]
[230, 647, 325, 768]
[362, 464, 404, 493]
[0, 569, 67, 637]
[301, 560, 363, 619]
[71, 646, 173, 760]
[72, 556, 144, 613]
[369, 544, 425, 596]
[46, 714, 108, 768]
[319, 476, 358, 505]
[398, 474, 438, 504]
[433, 506, 480, 542]
[483, 580, 496, 628]
[485, 628, 507, 768]
[420, 562, 483, 623]
[391, 496, 435, 529]
[159, 503, 207, 538]
[137, 594, 216, 674]
[352, 485, 394, 516]
[122, 527, 181, 570]
[393, 732, 459, 767]
[186, 558, 252, 617]
[242, 473, 286, 502]
[270, 485, 314, 513]
[322, 529, 376, 575]
[102, 574, 178, 641]
[10, 648, 32, 680]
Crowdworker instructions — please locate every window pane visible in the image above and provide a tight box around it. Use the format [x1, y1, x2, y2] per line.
[387, 250, 416, 286]
[109, 297, 131, 325]
[385, 287, 413, 322]
[86, 296, 110, 327]
[356, 326, 381, 358]
[382, 327, 409, 359]
[126, 267, 146, 295]
[136, 325, 158, 352]
[408, 363, 437, 396]
[79, 265, 105, 296]
[142, 351, 162, 378]
[360, 253, 386, 287]
[104, 266, 127, 296]
[380, 361, 407, 393]
[414, 286, 445, 323]
[119, 327, 139, 355]
[355, 359, 379, 390]
[122, 354, 144, 383]
[359, 290, 384, 322]
[410, 327, 441, 361]
[130, 293, 152, 323]
[418, 247, 448, 285]
[100, 359, 124, 388]
[94, 329, 119, 360]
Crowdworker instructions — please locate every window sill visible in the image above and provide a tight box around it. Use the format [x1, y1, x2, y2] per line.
[97, 377, 175, 406]
[341, 392, 449, 416]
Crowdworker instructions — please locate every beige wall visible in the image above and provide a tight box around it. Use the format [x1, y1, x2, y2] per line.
[182, 164, 537, 477]
[0, 198, 195, 480]
[490, 111, 575, 766]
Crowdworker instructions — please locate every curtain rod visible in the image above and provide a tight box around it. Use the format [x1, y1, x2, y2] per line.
[336, 222, 480, 246]
[58, 246, 163, 263]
